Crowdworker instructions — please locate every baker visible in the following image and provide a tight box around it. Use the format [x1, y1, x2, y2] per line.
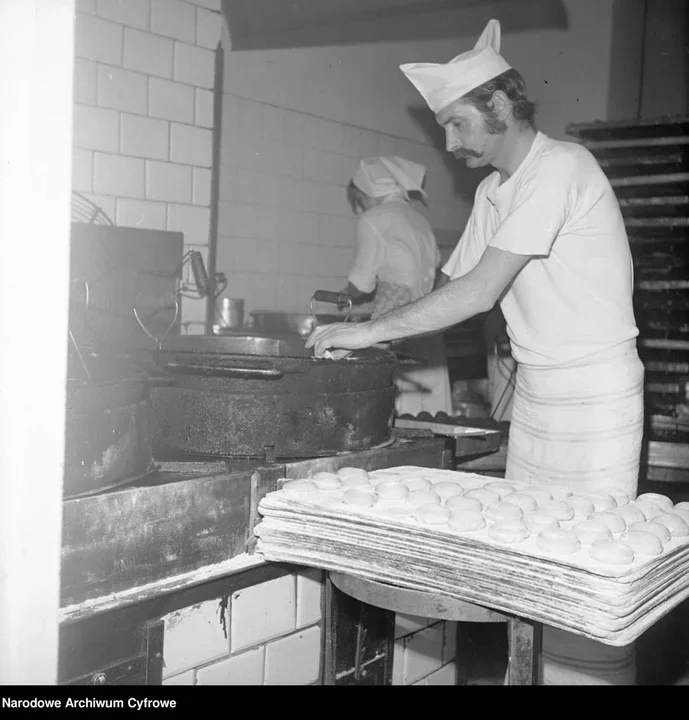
[338, 155, 452, 417]
[307, 19, 644, 685]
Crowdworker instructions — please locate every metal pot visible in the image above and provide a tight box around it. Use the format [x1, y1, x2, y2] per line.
[150, 333, 398, 459]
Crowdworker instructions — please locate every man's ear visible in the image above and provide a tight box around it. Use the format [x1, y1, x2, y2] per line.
[489, 90, 511, 121]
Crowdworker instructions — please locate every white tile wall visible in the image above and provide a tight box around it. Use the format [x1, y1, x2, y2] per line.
[401, 623, 445, 685]
[264, 626, 321, 685]
[196, 646, 265, 686]
[71, 0, 223, 329]
[162, 669, 195, 686]
[296, 569, 323, 629]
[230, 575, 296, 652]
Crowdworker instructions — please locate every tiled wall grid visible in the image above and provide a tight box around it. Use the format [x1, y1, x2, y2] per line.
[71, 0, 223, 333]
[162, 570, 458, 685]
[216, 95, 469, 317]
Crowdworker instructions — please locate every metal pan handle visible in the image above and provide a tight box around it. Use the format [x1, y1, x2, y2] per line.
[164, 361, 283, 380]
[309, 289, 353, 327]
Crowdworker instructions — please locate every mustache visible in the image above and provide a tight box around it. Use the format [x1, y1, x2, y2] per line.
[453, 149, 482, 159]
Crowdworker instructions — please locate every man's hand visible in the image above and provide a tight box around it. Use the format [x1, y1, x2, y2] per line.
[306, 321, 378, 358]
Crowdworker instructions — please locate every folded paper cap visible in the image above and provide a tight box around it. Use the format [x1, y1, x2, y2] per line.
[352, 155, 427, 199]
[400, 19, 512, 114]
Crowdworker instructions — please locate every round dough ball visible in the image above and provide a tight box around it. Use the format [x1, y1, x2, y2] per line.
[654, 513, 689, 538]
[673, 508, 689, 525]
[615, 505, 646, 526]
[318, 490, 344, 505]
[549, 486, 574, 501]
[636, 493, 674, 512]
[375, 480, 409, 500]
[446, 495, 484, 513]
[627, 521, 672, 544]
[343, 488, 376, 508]
[408, 490, 442, 508]
[405, 477, 432, 493]
[486, 502, 524, 523]
[311, 472, 342, 490]
[466, 488, 501, 507]
[337, 467, 369, 482]
[569, 497, 595, 519]
[621, 530, 663, 556]
[488, 520, 529, 544]
[449, 510, 486, 533]
[415, 504, 451, 526]
[635, 501, 665, 521]
[520, 486, 554, 502]
[539, 500, 574, 521]
[502, 493, 538, 513]
[485, 481, 517, 498]
[341, 476, 371, 489]
[589, 539, 635, 565]
[283, 479, 319, 499]
[524, 512, 561, 534]
[573, 520, 613, 545]
[433, 482, 464, 499]
[588, 494, 617, 512]
[611, 492, 630, 507]
[536, 528, 581, 555]
[591, 511, 627, 535]
[674, 501, 689, 513]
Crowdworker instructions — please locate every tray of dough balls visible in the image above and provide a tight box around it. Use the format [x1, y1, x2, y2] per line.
[255, 466, 689, 646]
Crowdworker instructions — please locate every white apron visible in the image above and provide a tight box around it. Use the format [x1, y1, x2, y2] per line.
[506, 341, 644, 685]
[372, 281, 452, 417]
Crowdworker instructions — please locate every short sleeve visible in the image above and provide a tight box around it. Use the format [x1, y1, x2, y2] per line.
[347, 217, 385, 293]
[442, 209, 483, 280]
[489, 160, 571, 257]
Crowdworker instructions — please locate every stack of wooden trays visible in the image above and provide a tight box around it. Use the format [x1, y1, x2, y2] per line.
[567, 116, 689, 482]
[255, 466, 689, 646]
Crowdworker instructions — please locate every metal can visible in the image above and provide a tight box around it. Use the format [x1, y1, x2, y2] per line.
[220, 297, 244, 328]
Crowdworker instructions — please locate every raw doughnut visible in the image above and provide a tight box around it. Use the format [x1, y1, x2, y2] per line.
[520, 486, 553, 502]
[627, 521, 671, 544]
[573, 520, 613, 545]
[448, 510, 486, 533]
[589, 539, 635, 565]
[673, 508, 689, 525]
[536, 528, 581, 555]
[375, 480, 409, 500]
[654, 513, 689, 538]
[445, 496, 484, 513]
[615, 505, 646, 526]
[674, 502, 689, 513]
[311, 472, 341, 490]
[283, 479, 319, 498]
[611, 492, 629, 507]
[343, 488, 376, 508]
[569, 497, 595, 519]
[524, 512, 561, 534]
[405, 477, 432, 493]
[621, 530, 663, 556]
[486, 502, 524, 523]
[588, 494, 617, 512]
[416, 504, 451, 526]
[466, 488, 501, 507]
[408, 490, 441, 508]
[485, 481, 517, 498]
[502, 493, 538, 513]
[635, 501, 664, 521]
[337, 467, 369, 482]
[433, 482, 464, 499]
[539, 500, 574, 521]
[636, 493, 674, 512]
[591, 511, 627, 534]
[317, 490, 344, 505]
[488, 520, 529, 544]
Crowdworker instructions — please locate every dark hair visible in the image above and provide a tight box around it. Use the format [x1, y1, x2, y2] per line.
[462, 68, 538, 134]
[346, 181, 368, 214]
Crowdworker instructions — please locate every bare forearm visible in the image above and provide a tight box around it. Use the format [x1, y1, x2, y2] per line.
[369, 275, 490, 344]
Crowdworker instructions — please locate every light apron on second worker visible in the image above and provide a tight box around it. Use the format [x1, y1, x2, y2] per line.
[372, 280, 452, 417]
[505, 340, 644, 685]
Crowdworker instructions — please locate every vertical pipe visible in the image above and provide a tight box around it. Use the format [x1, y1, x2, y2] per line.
[205, 41, 225, 333]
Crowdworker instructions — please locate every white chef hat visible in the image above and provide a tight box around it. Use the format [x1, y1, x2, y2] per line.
[352, 155, 427, 199]
[400, 19, 512, 114]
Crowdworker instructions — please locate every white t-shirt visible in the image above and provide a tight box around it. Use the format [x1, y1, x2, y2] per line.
[348, 197, 440, 296]
[443, 131, 639, 367]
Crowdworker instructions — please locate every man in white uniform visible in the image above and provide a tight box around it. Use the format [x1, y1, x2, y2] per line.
[307, 19, 644, 685]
